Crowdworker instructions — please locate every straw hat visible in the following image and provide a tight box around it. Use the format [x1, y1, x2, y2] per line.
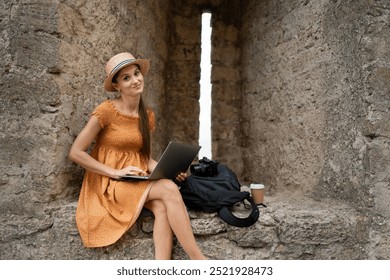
[104, 52, 150, 92]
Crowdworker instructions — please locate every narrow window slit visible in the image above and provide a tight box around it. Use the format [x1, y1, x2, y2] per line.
[199, 12, 212, 159]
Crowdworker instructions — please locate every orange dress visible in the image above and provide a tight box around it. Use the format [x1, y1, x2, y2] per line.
[75, 100, 155, 247]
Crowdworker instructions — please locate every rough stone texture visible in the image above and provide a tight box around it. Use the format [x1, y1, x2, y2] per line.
[241, 0, 390, 259]
[1, 0, 389, 260]
[1, 0, 171, 259]
[0, 193, 369, 260]
[163, 0, 244, 175]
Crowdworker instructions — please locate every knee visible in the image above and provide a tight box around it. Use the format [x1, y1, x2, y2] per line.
[146, 200, 167, 217]
[159, 179, 182, 201]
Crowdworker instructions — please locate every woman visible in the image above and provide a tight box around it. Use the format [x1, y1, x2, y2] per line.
[69, 52, 206, 260]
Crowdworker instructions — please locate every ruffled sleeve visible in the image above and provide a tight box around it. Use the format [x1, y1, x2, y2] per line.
[92, 101, 111, 128]
[147, 109, 156, 131]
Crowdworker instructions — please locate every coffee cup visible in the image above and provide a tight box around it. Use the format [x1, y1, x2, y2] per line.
[250, 183, 265, 205]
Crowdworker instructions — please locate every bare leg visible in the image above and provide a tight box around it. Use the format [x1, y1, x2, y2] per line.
[145, 179, 206, 260]
[144, 200, 174, 260]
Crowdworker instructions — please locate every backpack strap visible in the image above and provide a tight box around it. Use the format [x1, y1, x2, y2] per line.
[217, 197, 260, 227]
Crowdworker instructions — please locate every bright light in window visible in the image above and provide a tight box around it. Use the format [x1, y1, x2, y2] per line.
[199, 12, 212, 159]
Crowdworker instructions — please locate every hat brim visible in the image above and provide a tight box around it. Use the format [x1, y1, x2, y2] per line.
[104, 59, 150, 92]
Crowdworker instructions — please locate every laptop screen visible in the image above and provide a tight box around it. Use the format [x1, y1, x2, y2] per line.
[120, 142, 201, 181]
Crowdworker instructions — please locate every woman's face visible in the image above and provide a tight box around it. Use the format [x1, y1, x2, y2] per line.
[113, 64, 144, 96]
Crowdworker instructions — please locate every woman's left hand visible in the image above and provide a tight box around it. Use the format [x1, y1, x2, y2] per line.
[175, 172, 187, 182]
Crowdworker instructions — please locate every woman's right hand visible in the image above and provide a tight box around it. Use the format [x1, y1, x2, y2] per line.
[113, 166, 148, 179]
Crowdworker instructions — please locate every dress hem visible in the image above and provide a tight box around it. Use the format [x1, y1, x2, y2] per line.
[81, 180, 155, 248]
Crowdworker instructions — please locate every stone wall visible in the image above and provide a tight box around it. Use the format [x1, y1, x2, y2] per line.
[56, 0, 172, 199]
[1, 0, 63, 251]
[163, 0, 244, 176]
[0, 0, 171, 259]
[1, 0, 389, 260]
[241, 0, 390, 258]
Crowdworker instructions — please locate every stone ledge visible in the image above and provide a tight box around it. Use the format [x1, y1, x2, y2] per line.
[180, 192, 369, 259]
[0, 192, 370, 260]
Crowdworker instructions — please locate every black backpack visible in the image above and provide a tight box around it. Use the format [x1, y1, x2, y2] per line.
[179, 164, 259, 227]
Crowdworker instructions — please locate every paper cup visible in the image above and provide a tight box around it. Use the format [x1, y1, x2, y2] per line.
[250, 183, 265, 205]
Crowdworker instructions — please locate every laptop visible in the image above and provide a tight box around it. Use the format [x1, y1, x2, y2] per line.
[120, 142, 201, 181]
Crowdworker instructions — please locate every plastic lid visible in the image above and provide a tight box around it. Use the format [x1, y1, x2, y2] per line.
[250, 183, 265, 189]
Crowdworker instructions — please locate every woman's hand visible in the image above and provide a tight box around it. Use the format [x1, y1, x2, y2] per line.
[113, 166, 148, 179]
[175, 172, 188, 182]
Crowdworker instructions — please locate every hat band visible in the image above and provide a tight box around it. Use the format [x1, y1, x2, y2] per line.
[110, 59, 136, 75]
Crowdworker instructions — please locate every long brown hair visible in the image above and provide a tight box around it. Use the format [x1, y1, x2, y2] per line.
[138, 96, 151, 159]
